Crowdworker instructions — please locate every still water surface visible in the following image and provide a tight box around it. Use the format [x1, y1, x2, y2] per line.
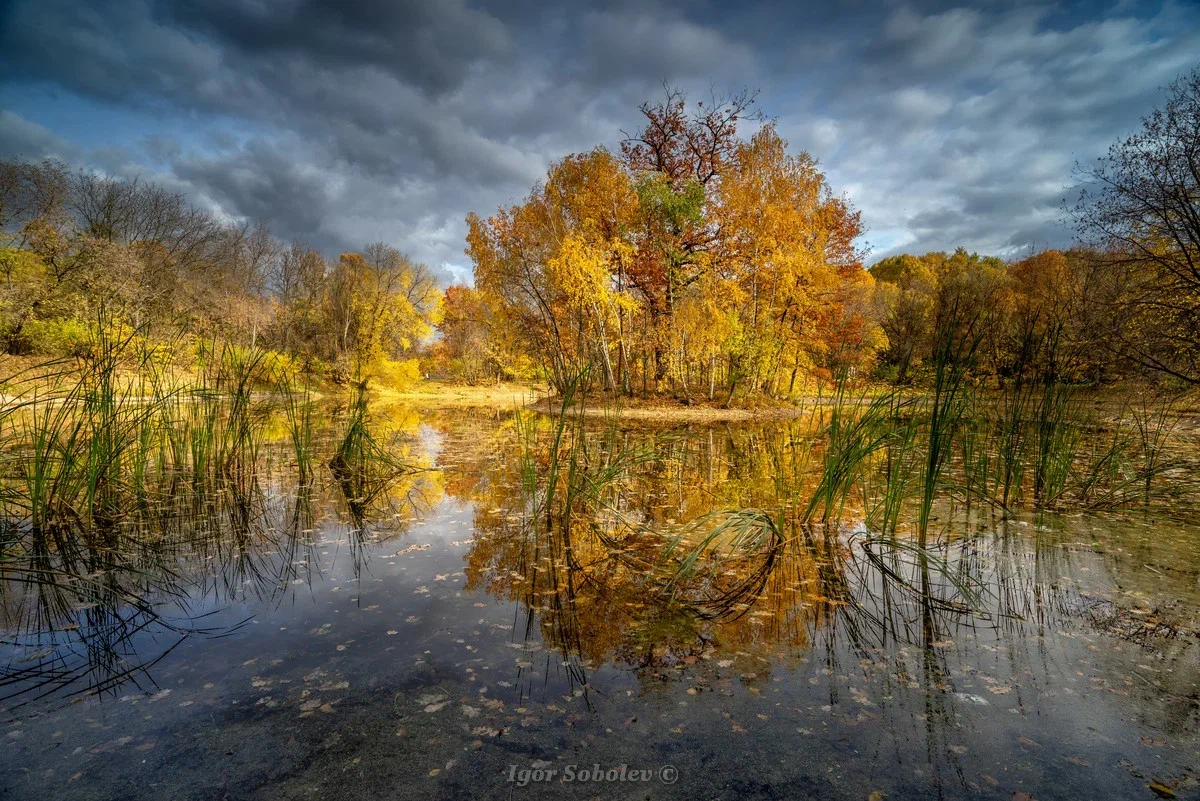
[2, 405, 1198, 800]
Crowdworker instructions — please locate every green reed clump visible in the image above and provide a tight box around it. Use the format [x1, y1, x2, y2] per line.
[0, 318, 325, 535]
[327, 379, 421, 528]
[2, 318, 176, 532]
[1029, 379, 1082, 507]
[659, 507, 783, 619]
[276, 369, 315, 482]
[918, 299, 986, 543]
[512, 366, 647, 549]
[201, 341, 271, 478]
[992, 378, 1033, 509]
[940, 379, 1191, 514]
[1069, 421, 1136, 509]
[330, 379, 373, 469]
[955, 408, 991, 518]
[802, 375, 897, 524]
[1130, 390, 1185, 504]
[861, 392, 921, 534]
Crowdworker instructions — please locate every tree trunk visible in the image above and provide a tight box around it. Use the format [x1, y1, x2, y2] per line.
[592, 302, 616, 392]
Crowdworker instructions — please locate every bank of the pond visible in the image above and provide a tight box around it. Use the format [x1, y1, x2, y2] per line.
[521, 385, 1200, 429]
[368, 379, 548, 408]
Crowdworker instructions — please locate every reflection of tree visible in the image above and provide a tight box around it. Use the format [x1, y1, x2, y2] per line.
[0, 403, 441, 705]
[328, 393, 441, 538]
[448, 414, 1200, 793]
[457, 418, 839, 678]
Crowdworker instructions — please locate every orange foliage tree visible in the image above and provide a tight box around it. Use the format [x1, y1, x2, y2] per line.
[463, 87, 878, 400]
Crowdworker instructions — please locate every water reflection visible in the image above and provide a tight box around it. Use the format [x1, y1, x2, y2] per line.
[0, 399, 441, 703]
[0, 403, 1198, 800]
[445, 410, 1199, 797]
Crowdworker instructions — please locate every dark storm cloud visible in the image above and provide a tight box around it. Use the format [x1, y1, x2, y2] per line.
[800, 1, 1200, 258]
[1, 0, 1198, 271]
[169, 0, 512, 96]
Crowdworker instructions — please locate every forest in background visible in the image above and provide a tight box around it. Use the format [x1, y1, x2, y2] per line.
[2, 69, 1198, 401]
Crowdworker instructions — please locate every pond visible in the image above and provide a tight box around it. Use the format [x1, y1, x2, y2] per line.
[1, 400, 1198, 800]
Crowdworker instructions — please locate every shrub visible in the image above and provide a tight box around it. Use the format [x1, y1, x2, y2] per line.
[18, 317, 91, 357]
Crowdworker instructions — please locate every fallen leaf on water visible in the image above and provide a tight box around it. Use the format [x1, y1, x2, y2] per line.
[1148, 782, 1176, 799]
[90, 737, 133, 754]
[471, 726, 502, 738]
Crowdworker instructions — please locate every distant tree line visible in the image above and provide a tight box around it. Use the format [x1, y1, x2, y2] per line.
[5, 67, 1198, 396]
[0, 159, 440, 383]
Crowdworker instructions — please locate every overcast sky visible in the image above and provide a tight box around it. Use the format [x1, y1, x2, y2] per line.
[2, 0, 1197, 282]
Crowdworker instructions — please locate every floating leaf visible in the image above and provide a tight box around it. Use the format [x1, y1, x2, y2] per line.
[1148, 782, 1176, 799]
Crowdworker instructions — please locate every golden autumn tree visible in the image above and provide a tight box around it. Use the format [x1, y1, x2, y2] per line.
[717, 124, 871, 396]
[467, 148, 637, 393]
[434, 284, 492, 383]
[466, 88, 880, 399]
[326, 244, 441, 383]
[620, 87, 758, 388]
